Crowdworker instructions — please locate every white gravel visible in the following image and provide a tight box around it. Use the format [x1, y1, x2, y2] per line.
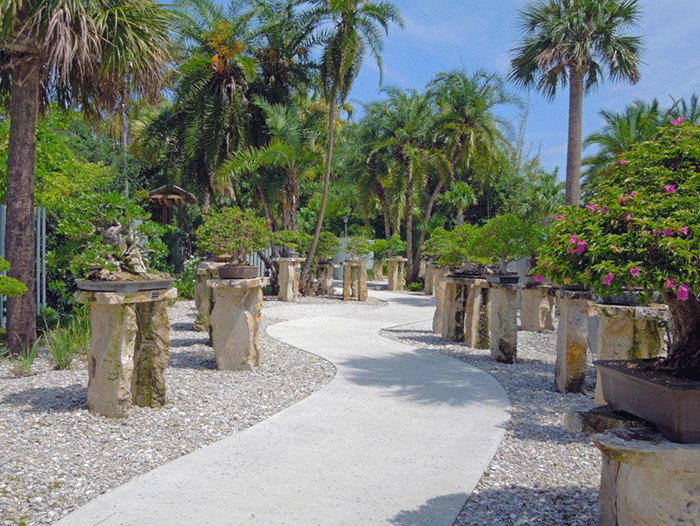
[1, 293, 602, 526]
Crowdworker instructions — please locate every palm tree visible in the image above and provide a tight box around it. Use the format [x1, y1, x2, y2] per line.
[300, 0, 402, 285]
[438, 181, 477, 226]
[509, 0, 644, 206]
[0, 0, 173, 355]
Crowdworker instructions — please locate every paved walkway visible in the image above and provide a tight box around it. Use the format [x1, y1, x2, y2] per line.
[56, 290, 510, 526]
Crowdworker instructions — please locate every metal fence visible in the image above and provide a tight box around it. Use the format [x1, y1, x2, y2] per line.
[0, 205, 47, 328]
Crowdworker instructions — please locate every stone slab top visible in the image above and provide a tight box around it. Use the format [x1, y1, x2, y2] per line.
[438, 275, 488, 285]
[75, 287, 177, 305]
[385, 257, 408, 262]
[342, 260, 368, 266]
[271, 257, 304, 263]
[589, 302, 670, 320]
[196, 261, 227, 271]
[206, 277, 269, 289]
[593, 428, 700, 471]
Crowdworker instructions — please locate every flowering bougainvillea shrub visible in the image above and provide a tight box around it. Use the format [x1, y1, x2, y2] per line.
[534, 121, 700, 379]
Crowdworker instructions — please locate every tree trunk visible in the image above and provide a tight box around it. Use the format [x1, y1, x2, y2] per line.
[301, 96, 335, 286]
[565, 68, 584, 206]
[374, 180, 391, 241]
[282, 168, 299, 231]
[659, 291, 700, 380]
[403, 165, 414, 278]
[5, 60, 40, 355]
[409, 177, 444, 282]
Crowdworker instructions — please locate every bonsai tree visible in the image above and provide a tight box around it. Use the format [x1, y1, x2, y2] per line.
[345, 236, 371, 260]
[422, 225, 478, 269]
[56, 192, 167, 280]
[272, 230, 303, 255]
[196, 207, 271, 265]
[533, 120, 700, 379]
[370, 234, 407, 260]
[298, 231, 337, 263]
[468, 214, 543, 274]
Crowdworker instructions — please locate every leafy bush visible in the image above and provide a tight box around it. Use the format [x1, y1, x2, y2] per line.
[0, 258, 27, 297]
[196, 207, 271, 264]
[422, 225, 477, 267]
[175, 255, 201, 299]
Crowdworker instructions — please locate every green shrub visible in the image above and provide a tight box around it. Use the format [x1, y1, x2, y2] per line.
[175, 255, 200, 299]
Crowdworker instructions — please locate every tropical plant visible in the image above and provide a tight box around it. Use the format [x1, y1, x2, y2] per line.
[0, 0, 174, 355]
[301, 0, 403, 285]
[438, 181, 478, 227]
[509, 0, 644, 206]
[534, 121, 700, 379]
[345, 235, 371, 259]
[196, 206, 271, 264]
[422, 224, 477, 268]
[175, 255, 201, 299]
[0, 257, 27, 297]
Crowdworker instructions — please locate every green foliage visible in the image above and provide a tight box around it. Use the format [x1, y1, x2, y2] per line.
[36, 306, 61, 335]
[371, 234, 407, 259]
[469, 213, 544, 273]
[298, 230, 338, 262]
[345, 236, 371, 259]
[175, 255, 201, 300]
[196, 207, 272, 264]
[272, 230, 303, 250]
[6, 340, 40, 377]
[407, 281, 424, 292]
[422, 225, 477, 267]
[535, 122, 700, 301]
[0, 258, 27, 297]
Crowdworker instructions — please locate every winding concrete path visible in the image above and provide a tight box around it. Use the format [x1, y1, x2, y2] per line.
[56, 290, 510, 526]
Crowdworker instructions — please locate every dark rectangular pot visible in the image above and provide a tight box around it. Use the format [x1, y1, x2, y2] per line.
[217, 265, 258, 279]
[595, 359, 700, 443]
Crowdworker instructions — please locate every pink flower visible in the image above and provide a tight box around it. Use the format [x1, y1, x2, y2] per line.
[680, 226, 689, 235]
[624, 214, 633, 221]
[664, 277, 675, 290]
[534, 274, 543, 283]
[586, 203, 596, 212]
[553, 215, 564, 220]
[601, 273, 614, 285]
[574, 241, 587, 254]
[569, 234, 579, 244]
[600, 208, 610, 215]
[618, 196, 626, 204]
[630, 267, 640, 278]
[642, 230, 650, 235]
[654, 229, 661, 236]
[671, 117, 684, 126]
[620, 159, 627, 165]
[663, 229, 674, 237]
[627, 192, 635, 198]
[678, 284, 690, 301]
[665, 184, 676, 193]
[544, 262, 549, 267]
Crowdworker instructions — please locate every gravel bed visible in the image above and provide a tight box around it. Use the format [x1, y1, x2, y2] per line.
[380, 319, 601, 526]
[0, 295, 383, 526]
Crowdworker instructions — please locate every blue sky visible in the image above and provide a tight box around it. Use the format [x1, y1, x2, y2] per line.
[346, 0, 700, 176]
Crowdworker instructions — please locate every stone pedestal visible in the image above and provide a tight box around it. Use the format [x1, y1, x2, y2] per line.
[274, 257, 303, 302]
[520, 286, 556, 332]
[194, 261, 225, 331]
[424, 264, 450, 296]
[555, 289, 594, 393]
[464, 280, 490, 349]
[207, 278, 263, 371]
[488, 283, 518, 364]
[594, 428, 700, 526]
[386, 257, 407, 291]
[343, 260, 368, 301]
[439, 276, 490, 348]
[590, 302, 670, 404]
[432, 277, 447, 335]
[372, 258, 384, 281]
[316, 262, 336, 296]
[77, 286, 176, 418]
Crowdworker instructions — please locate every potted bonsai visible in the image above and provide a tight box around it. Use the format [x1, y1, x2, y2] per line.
[196, 206, 271, 279]
[273, 230, 302, 258]
[422, 224, 487, 276]
[345, 235, 371, 261]
[370, 234, 406, 280]
[533, 120, 700, 443]
[468, 213, 543, 284]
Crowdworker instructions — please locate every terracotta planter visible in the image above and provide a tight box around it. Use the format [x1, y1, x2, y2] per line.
[595, 359, 700, 443]
[217, 265, 258, 279]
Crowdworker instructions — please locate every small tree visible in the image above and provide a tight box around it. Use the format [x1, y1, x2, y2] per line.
[469, 214, 544, 274]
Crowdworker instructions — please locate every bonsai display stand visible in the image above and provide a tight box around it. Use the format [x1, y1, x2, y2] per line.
[385, 257, 408, 291]
[273, 257, 303, 302]
[424, 264, 449, 296]
[316, 262, 336, 296]
[438, 276, 490, 349]
[594, 428, 700, 526]
[487, 281, 517, 364]
[520, 285, 556, 332]
[194, 261, 226, 331]
[343, 260, 368, 301]
[76, 285, 176, 418]
[207, 278, 264, 371]
[372, 258, 384, 281]
[555, 289, 594, 393]
[590, 302, 669, 404]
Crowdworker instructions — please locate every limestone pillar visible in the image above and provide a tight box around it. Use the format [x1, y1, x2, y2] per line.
[465, 280, 490, 349]
[208, 278, 264, 371]
[372, 258, 384, 281]
[520, 286, 556, 332]
[595, 428, 700, 526]
[425, 265, 450, 296]
[432, 276, 447, 335]
[489, 283, 518, 363]
[274, 257, 303, 302]
[555, 289, 594, 393]
[343, 260, 368, 301]
[590, 302, 669, 404]
[386, 257, 407, 291]
[194, 261, 225, 331]
[440, 277, 469, 342]
[77, 286, 176, 418]
[316, 262, 335, 296]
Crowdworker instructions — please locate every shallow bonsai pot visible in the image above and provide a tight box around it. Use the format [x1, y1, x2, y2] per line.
[486, 274, 520, 285]
[279, 249, 299, 258]
[217, 265, 258, 279]
[76, 279, 174, 293]
[595, 359, 700, 443]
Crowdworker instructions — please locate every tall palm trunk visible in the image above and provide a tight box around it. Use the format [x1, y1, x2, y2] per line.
[6, 60, 40, 355]
[409, 177, 444, 282]
[282, 168, 299, 231]
[403, 164, 414, 278]
[565, 68, 584, 206]
[301, 96, 335, 282]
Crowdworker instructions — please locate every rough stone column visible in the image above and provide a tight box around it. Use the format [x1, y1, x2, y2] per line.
[440, 277, 469, 342]
[316, 262, 335, 296]
[208, 278, 264, 371]
[425, 266, 450, 296]
[590, 302, 669, 404]
[194, 261, 225, 331]
[555, 289, 594, 393]
[465, 280, 490, 349]
[521, 286, 557, 332]
[594, 428, 700, 526]
[386, 257, 407, 291]
[372, 258, 384, 281]
[489, 283, 518, 363]
[77, 287, 177, 418]
[343, 260, 368, 301]
[274, 257, 303, 302]
[432, 276, 448, 334]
